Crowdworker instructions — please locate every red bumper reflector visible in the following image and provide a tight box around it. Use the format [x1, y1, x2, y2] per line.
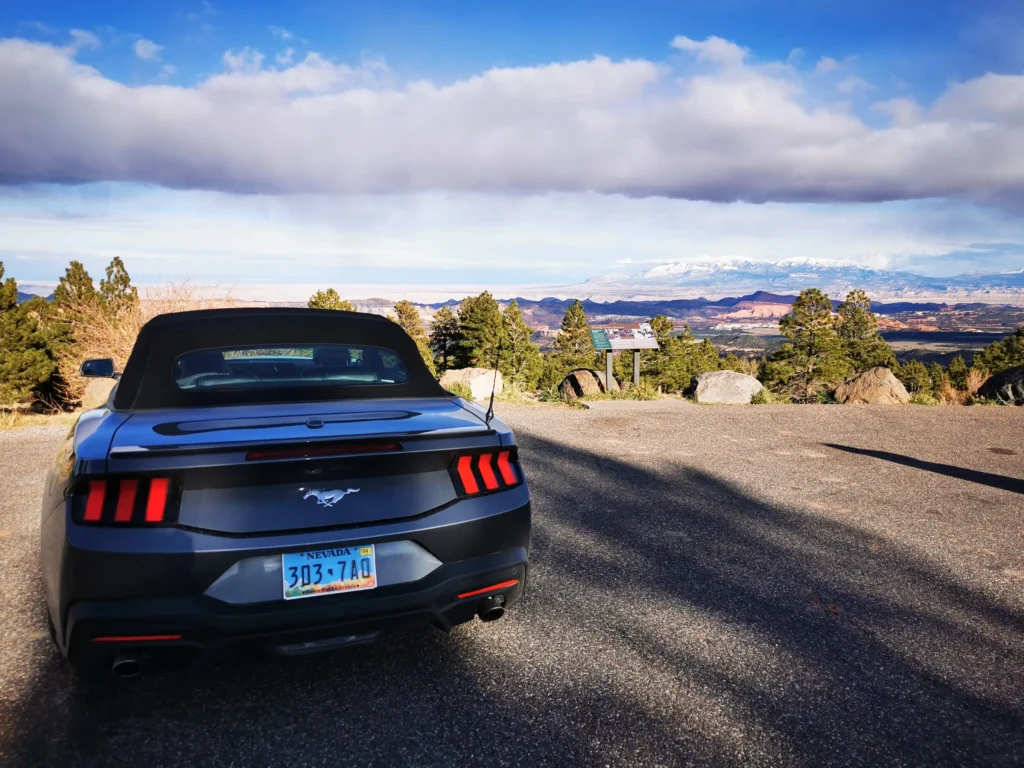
[145, 478, 169, 522]
[457, 455, 480, 495]
[457, 579, 520, 599]
[478, 453, 499, 490]
[91, 634, 183, 643]
[496, 451, 517, 485]
[84, 480, 106, 522]
[115, 480, 138, 522]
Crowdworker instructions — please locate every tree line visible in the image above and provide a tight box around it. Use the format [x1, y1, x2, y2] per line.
[2, 257, 1023, 409]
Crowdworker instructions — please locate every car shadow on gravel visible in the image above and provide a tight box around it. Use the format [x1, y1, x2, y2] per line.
[4, 434, 1024, 767]
[825, 443, 1024, 494]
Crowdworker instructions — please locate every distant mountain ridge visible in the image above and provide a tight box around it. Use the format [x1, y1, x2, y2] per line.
[573, 258, 1024, 300]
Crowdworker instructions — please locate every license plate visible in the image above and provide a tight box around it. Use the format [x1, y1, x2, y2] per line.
[282, 544, 377, 600]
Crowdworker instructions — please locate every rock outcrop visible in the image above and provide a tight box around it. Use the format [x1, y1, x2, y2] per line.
[978, 366, 1024, 405]
[693, 370, 763, 404]
[440, 368, 503, 400]
[833, 367, 910, 405]
[558, 369, 619, 400]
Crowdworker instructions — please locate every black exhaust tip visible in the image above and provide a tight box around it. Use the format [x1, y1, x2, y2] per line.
[111, 654, 143, 678]
[477, 596, 505, 623]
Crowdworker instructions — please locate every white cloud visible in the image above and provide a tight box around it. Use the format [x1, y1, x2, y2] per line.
[221, 46, 264, 73]
[837, 75, 870, 95]
[134, 38, 163, 61]
[160, 64, 177, 77]
[815, 56, 840, 74]
[269, 25, 293, 40]
[68, 29, 100, 52]
[872, 98, 923, 127]
[3, 188, 1021, 290]
[671, 35, 747, 67]
[276, 47, 294, 66]
[0, 36, 1022, 206]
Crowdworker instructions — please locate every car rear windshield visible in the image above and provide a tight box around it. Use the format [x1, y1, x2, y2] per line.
[173, 344, 409, 391]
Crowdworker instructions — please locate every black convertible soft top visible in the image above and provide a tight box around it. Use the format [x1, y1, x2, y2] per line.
[114, 308, 448, 410]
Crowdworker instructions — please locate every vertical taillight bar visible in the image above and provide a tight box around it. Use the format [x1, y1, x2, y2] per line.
[478, 453, 499, 491]
[84, 480, 106, 522]
[496, 451, 517, 485]
[145, 478, 169, 522]
[456, 455, 480, 495]
[114, 480, 138, 522]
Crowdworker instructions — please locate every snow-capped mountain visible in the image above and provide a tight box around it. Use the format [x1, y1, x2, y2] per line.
[571, 259, 1024, 301]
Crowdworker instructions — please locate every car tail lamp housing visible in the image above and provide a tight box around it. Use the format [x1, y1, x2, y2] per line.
[449, 449, 523, 497]
[73, 477, 179, 526]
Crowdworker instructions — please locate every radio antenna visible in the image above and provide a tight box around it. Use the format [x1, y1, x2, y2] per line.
[484, 337, 502, 428]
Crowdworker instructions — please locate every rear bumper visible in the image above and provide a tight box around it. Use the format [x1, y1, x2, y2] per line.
[66, 546, 527, 668]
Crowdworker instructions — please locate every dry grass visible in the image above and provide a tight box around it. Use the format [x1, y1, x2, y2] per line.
[937, 383, 967, 405]
[55, 282, 247, 405]
[0, 408, 78, 431]
[965, 368, 987, 397]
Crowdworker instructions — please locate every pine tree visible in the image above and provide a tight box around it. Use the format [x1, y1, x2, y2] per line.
[928, 362, 947, 392]
[836, 289, 896, 371]
[553, 300, 596, 370]
[0, 263, 56, 404]
[767, 288, 852, 402]
[947, 355, 969, 390]
[308, 288, 356, 311]
[429, 306, 461, 374]
[53, 260, 99, 310]
[456, 292, 502, 368]
[500, 300, 543, 388]
[972, 327, 1024, 375]
[99, 256, 139, 318]
[896, 360, 931, 394]
[393, 300, 426, 341]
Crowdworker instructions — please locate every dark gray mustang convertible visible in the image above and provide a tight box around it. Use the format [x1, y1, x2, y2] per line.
[39, 308, 530, 677]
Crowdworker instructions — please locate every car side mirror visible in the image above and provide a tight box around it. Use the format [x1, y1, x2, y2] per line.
[80, 358, 116, 378]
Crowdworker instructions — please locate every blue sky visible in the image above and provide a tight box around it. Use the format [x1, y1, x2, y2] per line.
[1, 0, 1023, 297]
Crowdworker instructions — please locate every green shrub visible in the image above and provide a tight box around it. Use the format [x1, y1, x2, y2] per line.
[750, 389, 776, 405]
[909, 393, 939, 405]
[446, 382, 474, 400]
[626, 379, 659, 401]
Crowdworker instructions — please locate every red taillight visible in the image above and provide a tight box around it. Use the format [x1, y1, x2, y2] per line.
[478, 453, 499, 491]
[496, 451, 517, 485]
[145, 478, 169, 523]
[91, 634, 183, 643]
[76, 477, 174, 526]
[115, 479, 138, 522]
[450, 451, 523, 496]
[456, 455, 480, 495]
[84, 480, 106, 522]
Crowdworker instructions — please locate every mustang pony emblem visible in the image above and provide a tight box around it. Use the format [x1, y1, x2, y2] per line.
[303, 488, 360, 507]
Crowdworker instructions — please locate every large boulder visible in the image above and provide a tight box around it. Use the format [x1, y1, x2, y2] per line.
[693, 370, 763, 404]
[440, 367, 503, 400]
[978, 366, 1024, 405]
[81, 378, 117, 410]
[558, 369, 619, 400]
[833, 367, 910, 404]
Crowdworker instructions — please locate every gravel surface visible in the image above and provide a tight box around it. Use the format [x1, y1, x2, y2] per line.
[1, 404, 1023, 767]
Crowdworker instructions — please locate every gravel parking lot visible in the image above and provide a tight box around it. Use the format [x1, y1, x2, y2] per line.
[1, 402, 1022, 767]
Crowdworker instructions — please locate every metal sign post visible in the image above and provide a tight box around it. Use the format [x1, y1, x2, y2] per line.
[589, 322, 660, 391]
[606, 350, 614, 393]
